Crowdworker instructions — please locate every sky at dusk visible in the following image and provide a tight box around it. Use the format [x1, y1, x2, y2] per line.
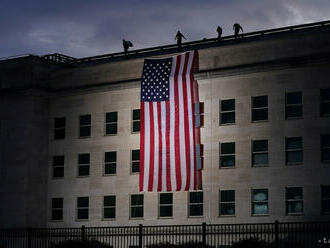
[1, 0, 330, 58]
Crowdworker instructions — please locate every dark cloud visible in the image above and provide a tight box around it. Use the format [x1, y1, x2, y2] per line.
[0, 0, 330, 58]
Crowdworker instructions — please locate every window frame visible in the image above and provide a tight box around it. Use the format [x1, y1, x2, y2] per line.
[252, 139, 269, 167]
[52, 155, 64, 179]
[76, 197, 89, 221]
[132, 109, 140, 133]
[321, 185, 330, 215]
[158, 193, 173, 218]
[78, 153, 90, 177]
[321, 134, 330, 163]
[79, 114, 91, 138]
[130, 194, 144, 219]
[219, 190, 235, 217]
[320, 88, 330, 117]
[251, 95, 268, 122]
[54, 117, 66, 140]
[285, 187, 304, 215]
[105, 112, 118, 136]
[51, 197, 63, 221]
[219, 142, 235, 169]
[285, 137, 303, 165]
[131, 149, 140, 174]
[285, 92, 303, 119]
[104, 151, 117, 176]
[251, 188, 269, 216]
[219, 99, 235, 125]
[188, 191, 204, 218]
[103, 195, 116, 220]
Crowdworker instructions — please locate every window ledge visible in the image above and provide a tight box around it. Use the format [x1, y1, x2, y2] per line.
[102, 218, 116, 221]
[219, 167, 235, 169]
[251, 120, 268, 123]
[104, 134, 118, 136]
[252, 165, 269, 168]
[77, 176, 90, 178]
[188, 216, 204, 219]
[158, 217, 173, 219]
[219, 123, 236, 126]
[218, 215, 235, 218]
[286, 213, 304, 216]
[252, 214, 269, 217]
[103, 174, 117, 177]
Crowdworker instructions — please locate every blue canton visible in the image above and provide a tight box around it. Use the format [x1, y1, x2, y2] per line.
[141, 58, 172, 102]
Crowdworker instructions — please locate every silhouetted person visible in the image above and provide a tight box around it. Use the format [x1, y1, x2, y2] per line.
[122, 39, 133, 56]
[216, 26, 222, 41]
[175, 30, 186, 51]
[233, 23, 243, 39]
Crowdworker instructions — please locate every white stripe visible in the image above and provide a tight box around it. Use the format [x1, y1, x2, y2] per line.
[178, 54, 187, 190]
[169, 57, 177, 191]
[186, 52, 195, 190]
[152, 101, 159, 191]
[143, 102, 150, 191]
[161, 101, 167, 191]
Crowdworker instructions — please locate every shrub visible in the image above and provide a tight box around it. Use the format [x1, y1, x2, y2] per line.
[50, 239, 112, 248]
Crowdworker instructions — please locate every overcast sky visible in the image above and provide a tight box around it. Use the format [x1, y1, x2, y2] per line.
[1, 0, 330, 58]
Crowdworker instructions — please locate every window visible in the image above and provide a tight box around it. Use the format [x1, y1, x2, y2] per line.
[321, 135, 330, 162]
[104, 152, 116, 175]
[219, 190, 235, 216]
[322, 186, 330, 214]
[77, 197, 89, 220]
[197, 102, 205, 127]
[252, 96, 268, 121]
[219, 142, 235, 168]
[54, 117, 65, 140]
[132, 109, 140, 132]
[51, 198, 63, 221]
[252, 140, 268, 166]
[78, 153, 90, 176]
[321, 89, 330, 117]
[286, 187, 303, 215]
[286, 137, 303, 164]
[130, 194, 143, 218]
[104, 195, 116, 219]
[105, 112, 118, 135]
[286, 92, 303, 119]
[79, 114, 91, 138]
[53, 155, 64, 178]
[131, 150, 140, 173]
[252, 189, 269, 215]
[188, 192, 203, 217]
[220, 99, 235, 125]
[159, 193, 173, 218]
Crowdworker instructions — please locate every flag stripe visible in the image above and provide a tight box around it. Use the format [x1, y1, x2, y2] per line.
[157, 101, 163, 191]
[165, 101, 171, 191]
[148, 102, 155, 191]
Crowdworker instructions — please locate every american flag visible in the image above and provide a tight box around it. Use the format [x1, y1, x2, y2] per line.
[139, 50, 202, 192]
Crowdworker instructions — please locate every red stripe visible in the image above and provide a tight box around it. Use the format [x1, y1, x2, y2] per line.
[174, 55, 182, 191]
[139, 103, 145, 191]
[148, 103, 155, 191]
[157, 102, 162, 191]
[165, 101, 171, 191]
[182, 54, 191, 190]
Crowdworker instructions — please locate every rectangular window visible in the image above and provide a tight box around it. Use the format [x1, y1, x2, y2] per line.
[53, 155, 64, 178]
[130, 194, 143, 218]
[252, 95, 268, 121]
[219, 190, 235, 216]
[252, 140, 268, 166]
[78, 153, 90, 176]
[51, 198, 63, 221]
[321, 88, 330, 117]
[104, 195, 116, 219]
[79, 114, 91, 138]
[286, 137, 303, 165]
[286, 187, 303, 215]
[54, 117, 65, 140]
[220, 99, 235, 125]
[188, 192, 203, 217]
[252, 189, 269, 215]
[105, 112, 118, 135]
[322, 185, 330, 215]
[286, 92, 303, 119]
[220, 142, 235, 168]
[159, 193, 173, 218]
[77, 197, 89, 220]
[132, 109, 140, 132]
[131, 149, 140, 173]
[321, 135, 330, 162]
[104, 152, 116, 175]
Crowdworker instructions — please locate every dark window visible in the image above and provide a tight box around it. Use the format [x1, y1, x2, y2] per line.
[220, 142, 235, 168]
[53, 155, 64, 178]
[322, 186, 330, 215]
[198, 102, 205, 127]
[54, 117, 65, 139]
[131, 150, 140, 173]
[321, 89, 330, 117]
[252, 189, 269, 215]
[219, 190, 235, 216]
[252, 140, 268, 166]
[104, 195, 116, 219]
[286, 92, 303, 119]
[78, 153, 90, 176]
[252, 96, 268, 121]
[286, 137, 303, 164]
[159, 193, 173, 218]
[321, 135, 330, 162]
[51, 198, 63, 221]
[105, 112, 118, 135]
[79, 114, 91, 138]
[220, 99, 235, 125]
[77, 197, 89, 220]
[188, 192, 203, 217]
[130, 194, 143, 218]
[132, 109, 140, 132]
[104, 152, 116, 175]
[286, 187, 303, 215]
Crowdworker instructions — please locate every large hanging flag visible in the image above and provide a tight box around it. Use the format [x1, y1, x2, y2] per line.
[139, 50, 202, 192]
